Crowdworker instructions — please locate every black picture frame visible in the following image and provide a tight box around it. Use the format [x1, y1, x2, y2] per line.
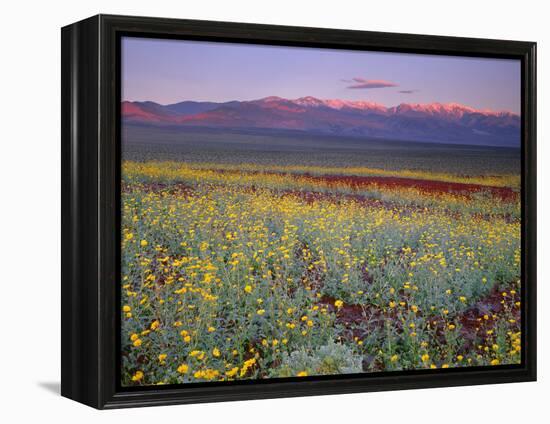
[61, 14, 537, 409]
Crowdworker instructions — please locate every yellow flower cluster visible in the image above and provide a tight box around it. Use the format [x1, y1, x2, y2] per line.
[121, 160, 521, 386]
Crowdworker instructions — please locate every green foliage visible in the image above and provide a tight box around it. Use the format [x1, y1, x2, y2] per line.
[273, 341, 363, 377]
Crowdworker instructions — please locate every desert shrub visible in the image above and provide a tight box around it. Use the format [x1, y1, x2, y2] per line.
[272, 341, 363, 377]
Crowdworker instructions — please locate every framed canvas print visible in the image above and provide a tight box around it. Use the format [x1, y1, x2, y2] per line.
[61, 14, 536, 409]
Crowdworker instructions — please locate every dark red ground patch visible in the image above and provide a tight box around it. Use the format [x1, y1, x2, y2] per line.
[210, 168, 518, 201]
[457, 283, 521, 350]
[318, 281, 521, 353]
[297, 173, 518, 201]
[123, 179, 517, 223]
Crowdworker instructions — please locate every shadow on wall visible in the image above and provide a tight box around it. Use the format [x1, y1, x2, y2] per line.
[37, 382, 60, 395]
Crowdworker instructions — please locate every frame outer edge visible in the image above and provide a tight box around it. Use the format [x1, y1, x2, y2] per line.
[61, 14, 537, 409]
[61, 14, 102, 409]
[526, 42, 537, 381]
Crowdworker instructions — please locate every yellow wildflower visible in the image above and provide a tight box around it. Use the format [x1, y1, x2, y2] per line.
[226, 367, 239, 377]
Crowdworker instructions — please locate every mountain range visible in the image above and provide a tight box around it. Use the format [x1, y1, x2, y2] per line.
[122, 96, 520, 147]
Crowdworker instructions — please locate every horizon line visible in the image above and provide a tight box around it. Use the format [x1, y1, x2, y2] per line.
[121, 95, 519, 116]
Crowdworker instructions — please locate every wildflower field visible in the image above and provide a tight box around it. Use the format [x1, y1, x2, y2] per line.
[121, 143, 521, 386]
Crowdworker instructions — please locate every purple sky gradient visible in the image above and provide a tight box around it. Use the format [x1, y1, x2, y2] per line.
[122, 36, 521, 114]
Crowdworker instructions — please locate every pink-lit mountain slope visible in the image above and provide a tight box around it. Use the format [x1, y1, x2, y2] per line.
[122, 96, 520, 147]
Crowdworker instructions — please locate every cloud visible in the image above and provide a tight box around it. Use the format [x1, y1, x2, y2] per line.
[398, 89, 418, 94]
[346, 78, 398, 89]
